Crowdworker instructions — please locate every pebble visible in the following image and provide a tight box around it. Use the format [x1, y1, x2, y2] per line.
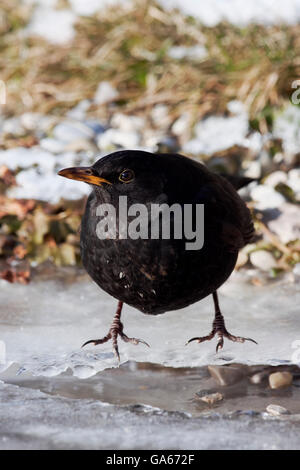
[250, 184, 285, 210]
[94, 81, 118, 105]
[250, 370, 269, 384]
[249, 250, 277, 271]
[53, 121, 95, 143]
[208, 365, 247, 386]
[266, 404, 290, 416]
[269, 371, 293, 389]
[197, 392, 224, 405]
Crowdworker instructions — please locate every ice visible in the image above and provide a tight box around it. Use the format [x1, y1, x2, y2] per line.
[0, 269, 299, 380]
[1, 268, 300, 449]
[0, 379, 300, 449]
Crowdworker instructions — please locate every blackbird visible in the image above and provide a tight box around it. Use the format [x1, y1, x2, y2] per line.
[58, 150, 257, 360]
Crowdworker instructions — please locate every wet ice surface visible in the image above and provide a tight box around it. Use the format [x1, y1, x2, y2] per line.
[1, 267, 300, 449]
[1, 361, 300, 450]
[1, 267, 300, 376]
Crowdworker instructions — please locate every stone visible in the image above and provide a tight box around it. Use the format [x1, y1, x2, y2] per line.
[196, 392, 224, 405]
[250, 250, 277, 271]
[208, 365, 246, 386]
[266, 404, 290, 416]
[269, 371, 293, 389]
[250, 371, 269, 384]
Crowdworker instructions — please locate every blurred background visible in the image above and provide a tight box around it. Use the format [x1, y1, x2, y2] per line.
[0, 0, 299, 283]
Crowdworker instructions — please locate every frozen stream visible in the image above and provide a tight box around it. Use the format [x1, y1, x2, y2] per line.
[0, 266, 300, 449]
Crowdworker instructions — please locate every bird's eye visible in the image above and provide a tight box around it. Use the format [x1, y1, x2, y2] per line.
[119, 169, 135, 183]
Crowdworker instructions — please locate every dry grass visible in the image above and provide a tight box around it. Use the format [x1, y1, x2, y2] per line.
[1, 0, 300, 132]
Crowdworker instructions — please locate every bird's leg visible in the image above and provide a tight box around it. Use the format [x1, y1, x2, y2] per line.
[82, 301, 149, 361]
[186, 291, 257, 353]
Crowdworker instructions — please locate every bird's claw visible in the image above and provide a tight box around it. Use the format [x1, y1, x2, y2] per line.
[120, 334, 150, 348]
[186, 330, 257, 353]
[82, 329, 149, 362]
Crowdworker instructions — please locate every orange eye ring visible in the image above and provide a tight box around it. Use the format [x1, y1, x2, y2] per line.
[119, 169, 135, 183]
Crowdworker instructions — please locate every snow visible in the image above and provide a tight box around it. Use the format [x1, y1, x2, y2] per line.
[183, 101, 249, 155]
[26, 7, 76, 44]
[159, 0, 300, 26]
[24, 0, 300, 45]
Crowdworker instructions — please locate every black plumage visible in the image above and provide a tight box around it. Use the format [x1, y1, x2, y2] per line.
[58, 150, 257, 359]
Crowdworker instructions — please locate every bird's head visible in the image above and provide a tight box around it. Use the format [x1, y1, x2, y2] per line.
[58, 150, 169, 203]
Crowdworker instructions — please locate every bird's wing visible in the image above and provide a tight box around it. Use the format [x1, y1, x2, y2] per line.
[195, 175, 255, 252]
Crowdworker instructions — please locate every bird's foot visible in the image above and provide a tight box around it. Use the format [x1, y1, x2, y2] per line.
[82, 320, 149, 361]
[186, 314, 257, 353]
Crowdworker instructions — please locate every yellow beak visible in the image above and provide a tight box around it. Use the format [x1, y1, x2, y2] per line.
[58, 167, 111, 186]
